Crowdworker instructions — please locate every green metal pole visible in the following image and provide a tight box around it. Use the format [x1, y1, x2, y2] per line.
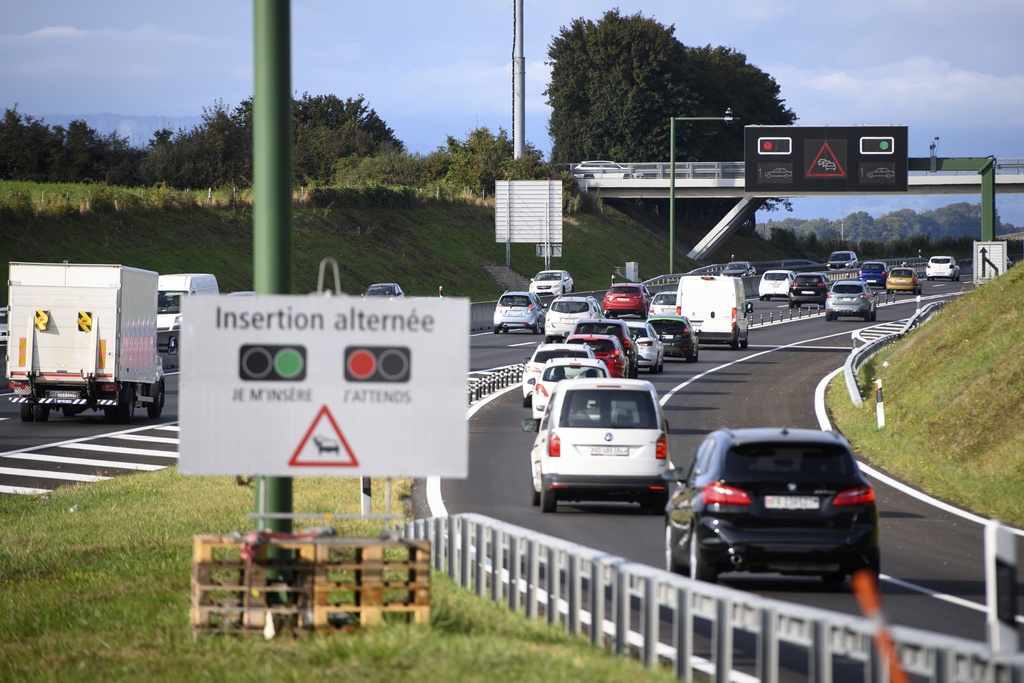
[669, 119, 676, 275]
[253, 0, 293, 534]
[980, 157, 996, 242]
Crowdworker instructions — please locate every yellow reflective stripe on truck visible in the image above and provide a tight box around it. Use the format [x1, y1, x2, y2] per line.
[97, 340, 106, 370]
[18, 338, 26, 367]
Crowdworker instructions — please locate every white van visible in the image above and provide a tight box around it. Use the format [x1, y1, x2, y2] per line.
[675, 275, 753, 349]
[157, 273, 219, 331]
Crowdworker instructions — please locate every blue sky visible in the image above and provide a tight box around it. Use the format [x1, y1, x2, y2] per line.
[4, 0, 1024, 225]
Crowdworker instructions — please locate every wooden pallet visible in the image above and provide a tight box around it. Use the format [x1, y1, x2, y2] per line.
[191, 535, 431, 634]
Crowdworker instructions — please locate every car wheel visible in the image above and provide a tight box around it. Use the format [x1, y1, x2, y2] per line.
[871, 311, 877, 321]
[685, 350, 694, 363]
[493, 327, 500, 334]
[33, 404, 50, 422]
[665, 525, 686, 574]
[530, 477, 540, 507]
[540, 480, 557, 513]
[740, 335, 748, 349]
[62, 407, 77, 418]
[531, 323, 540, 335]
[788, 302, 795, 309]
[691, 541, 717, 583]
[147, 379, 165, 419]
[523, 393, 532, 408]
[20, 404, 35, 422]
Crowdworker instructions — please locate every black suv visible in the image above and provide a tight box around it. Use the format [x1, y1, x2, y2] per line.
[663, 427, 880, 584]
[569, 318, 639, 378]
[788, 273, 829, 308]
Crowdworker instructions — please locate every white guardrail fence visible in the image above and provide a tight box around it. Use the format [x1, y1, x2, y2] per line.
[400, 513, 1024, 682]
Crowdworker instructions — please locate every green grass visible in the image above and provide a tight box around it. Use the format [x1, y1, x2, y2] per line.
[827, 264, 1024, 526]
[0, 470, 678, 682]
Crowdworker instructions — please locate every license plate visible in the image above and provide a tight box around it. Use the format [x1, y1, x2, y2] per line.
[660, 335, 674, 340]
[561, 317, 576, 323]
[509, 308, 524, 315]
[801, 290, 816, 295]
[764, 495, 820, 510]
[840, 297, 853, 302]
[48, 390, 79, 399]
[616, 297, 631, 302]
[589, 446, 629, 456]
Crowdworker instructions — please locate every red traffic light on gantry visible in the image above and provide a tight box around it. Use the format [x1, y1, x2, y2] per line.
[758, 137, 792, 155]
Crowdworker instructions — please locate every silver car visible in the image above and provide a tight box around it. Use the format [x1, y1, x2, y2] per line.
[543, 295, 602, 343]
[625, 320, 664, 374]
[571, 160, 638, 179]
[647, 291, 677, 316]
[493, 291, 546, 334]
[825, 281, 877, 322]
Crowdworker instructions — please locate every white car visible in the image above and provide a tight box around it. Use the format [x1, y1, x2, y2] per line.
[521, 343, 596, 407]
[624, 320, 664, 374]
[529, 270, 574, 297]
[544, 295, 602, 343]
[531, 357, 609, 421]
[758, 270, 796, 301]
[647, 291, 677, 316]
[925, 256, 960, 281]
[522, 378, 672, 513]
[571, 160, 639, 179]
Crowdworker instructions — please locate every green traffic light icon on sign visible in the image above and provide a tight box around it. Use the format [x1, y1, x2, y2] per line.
[239, 345, 306, 381]
[860, 137, 894, 155]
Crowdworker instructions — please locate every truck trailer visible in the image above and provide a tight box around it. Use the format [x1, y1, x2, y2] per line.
[6, 262, 165, 423]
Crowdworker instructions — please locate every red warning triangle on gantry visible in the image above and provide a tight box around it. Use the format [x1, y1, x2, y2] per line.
[806, 142, 846, 178]
[289, 405, 359, 467]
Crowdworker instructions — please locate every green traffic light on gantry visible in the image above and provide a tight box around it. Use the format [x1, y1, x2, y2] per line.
[860, 137, 894, 155]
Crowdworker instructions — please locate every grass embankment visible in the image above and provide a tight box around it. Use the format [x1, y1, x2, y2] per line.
[0, 179, 788, 304]
[827, 264, 1024, 527]
[0, 470, 676, 682]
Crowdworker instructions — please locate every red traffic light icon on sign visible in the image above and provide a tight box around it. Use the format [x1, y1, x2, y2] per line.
[345, 346, 411, 382]
[239, 345, 306, 381]
[758, 137, 792, 155]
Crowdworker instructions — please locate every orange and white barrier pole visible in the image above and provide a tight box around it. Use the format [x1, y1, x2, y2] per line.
[852, 568, 909, 683]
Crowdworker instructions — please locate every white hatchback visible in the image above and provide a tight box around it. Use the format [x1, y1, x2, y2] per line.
[758, 270, 796, 301]
[544, 296, 602, 343]
[521, 343, 596, 407]
[522, 378, 672, 513]
[925, 256, 960, 281]
[531, 357, 609, 421]
[647, 291, 677, 316]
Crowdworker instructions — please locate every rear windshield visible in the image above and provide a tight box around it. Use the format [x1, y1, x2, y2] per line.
[890, 268, 914, 277]
[500, 295, 532, 307]
[930, 257, 952, 264]
[652, 292, 676, 303]
[649, 318, 689, 335]
[763, 272, 790, 281]
[543, 364, 606, 381]
[831, 284, 864, 294]
[574, 322, 623, 338]
[609, 286, 641, 295]
[723, 443, 855, 479]
[794, 275, 824, 284]
[575, 338, 615, 354]
[551, 300, 590, 314]
[560, 389, 658, 429]
[862, 263, 885, 271]
[534, 348, 589, 363]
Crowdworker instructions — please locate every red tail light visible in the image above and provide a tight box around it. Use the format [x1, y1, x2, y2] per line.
[535, 383, 549, 397]
[675, 305, 681, 315]
[827, 293, 835, 299]
[730, 307, 737, 327]
[549, 433, 561, 458]
[528, 304, 535, 311]
[702, 481, 751, 506]
[859, 294, 869, 300]
[833, 485, 875, 507]
[656, 435, 667, 460]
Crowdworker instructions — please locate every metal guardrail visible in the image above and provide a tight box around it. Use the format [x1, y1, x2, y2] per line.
[467, 365, 523, 404]
[844, 300, 949, 406]
[402, 513, 1024, 682]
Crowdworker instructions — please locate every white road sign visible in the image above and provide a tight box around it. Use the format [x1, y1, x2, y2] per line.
[178, 295, 469, 478]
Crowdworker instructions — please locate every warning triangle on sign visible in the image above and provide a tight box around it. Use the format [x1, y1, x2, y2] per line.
[806, 142, 846, 178]
[289, 405, 359, 467]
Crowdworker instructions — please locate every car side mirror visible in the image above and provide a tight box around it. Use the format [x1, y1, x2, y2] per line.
[521, 418, 539, 433]
[745, 302, 754, 314]
[662, 468, 686, 483]
[522, 357, 530, 365]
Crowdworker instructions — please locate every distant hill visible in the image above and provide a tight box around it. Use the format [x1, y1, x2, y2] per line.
[39, 113, 203, 148]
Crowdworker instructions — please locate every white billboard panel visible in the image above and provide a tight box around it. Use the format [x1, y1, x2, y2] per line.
[495, 180, 562, 244]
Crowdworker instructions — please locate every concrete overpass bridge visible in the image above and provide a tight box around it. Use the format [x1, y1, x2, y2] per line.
[576, 159, 1024, 261]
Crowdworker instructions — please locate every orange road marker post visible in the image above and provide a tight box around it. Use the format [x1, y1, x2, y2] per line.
[852, 568, 910, 683]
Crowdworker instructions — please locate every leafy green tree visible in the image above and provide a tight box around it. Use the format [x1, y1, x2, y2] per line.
[437, 127, 549, 195]
[545, 9, 795, 164]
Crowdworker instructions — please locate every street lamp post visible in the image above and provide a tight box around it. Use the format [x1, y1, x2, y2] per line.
[669, 108, 735, 274]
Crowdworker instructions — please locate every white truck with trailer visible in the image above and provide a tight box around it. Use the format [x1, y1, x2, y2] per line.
[675, 274, 754, 349]
[6, 262, 165, 423]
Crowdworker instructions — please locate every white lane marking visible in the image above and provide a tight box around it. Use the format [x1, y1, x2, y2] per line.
[508, 341, 538, 347]
[427, 382, 523, 518]
[60, 443, 179, 459]
[0, 467, 108, 482]
[113, 435, 180, 445]
[0, 484, 50, 494]
[156, 425, 180, 432]
[6, 453, 165, 471]
[0, 422, 179, 458]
